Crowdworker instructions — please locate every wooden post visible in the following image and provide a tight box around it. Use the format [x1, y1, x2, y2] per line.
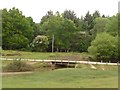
[67, 60, 69, 68]
[57, 48, 59, 52]
[52, 34, 54, 53]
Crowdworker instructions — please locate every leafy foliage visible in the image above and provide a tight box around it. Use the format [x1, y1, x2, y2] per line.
[94, 17, 110, 33]
[2, 7, 119, 62]
[105, 15, 118, 36]
[30, 35, 49, 52]
[41, 15, 77, 52]
[91, 17, 110, 40]
[88, 33, 118, 62]
[2, 7, 34, 50]
[62, 10, 79, 27]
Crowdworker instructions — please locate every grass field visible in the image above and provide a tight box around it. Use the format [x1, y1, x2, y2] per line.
[2, 50, 90, 60]
[2, 66, 118, 88]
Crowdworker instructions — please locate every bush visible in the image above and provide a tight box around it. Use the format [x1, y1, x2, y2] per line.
[30, 35, 49, 52]
[88, 33, 118, 62]
[3, 59, 34, 72]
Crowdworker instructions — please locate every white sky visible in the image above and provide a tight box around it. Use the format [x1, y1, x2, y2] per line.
[0, 0, 119, 23]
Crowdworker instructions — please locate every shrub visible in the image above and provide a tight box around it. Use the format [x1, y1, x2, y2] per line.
[30, 35, 49, 52]
[4, 59, 34, 72]
[88, 33, 118, 62]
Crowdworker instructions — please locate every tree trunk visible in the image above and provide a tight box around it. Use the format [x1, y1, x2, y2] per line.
[67, 49, 69, 52]
[57, 48, 59, 52]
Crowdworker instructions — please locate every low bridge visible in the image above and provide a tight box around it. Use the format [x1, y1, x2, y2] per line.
[2, 58, 119, 68]
[51, 60, 78, 68]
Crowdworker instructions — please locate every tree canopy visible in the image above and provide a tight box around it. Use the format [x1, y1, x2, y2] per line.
[2, 7, 34, 50]
[88, 32, 118, 62]
[2, 7, 118, 62]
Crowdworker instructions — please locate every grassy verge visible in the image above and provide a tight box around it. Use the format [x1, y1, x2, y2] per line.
[2, 68, 118, 88]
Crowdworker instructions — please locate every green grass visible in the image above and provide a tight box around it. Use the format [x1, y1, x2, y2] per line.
[2, 60, 13, 68]
[2, 68, 118, 88]
[2, 50, 90, 60]
[2, 50, 118, 88]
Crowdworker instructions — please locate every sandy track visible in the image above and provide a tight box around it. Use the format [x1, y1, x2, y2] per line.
[0, 71, 33, 76]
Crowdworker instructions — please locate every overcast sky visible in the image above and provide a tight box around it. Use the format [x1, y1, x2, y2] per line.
[0, 0, 119, 23]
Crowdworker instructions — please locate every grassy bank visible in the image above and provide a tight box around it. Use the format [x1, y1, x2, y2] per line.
[2, 68, 118, 88]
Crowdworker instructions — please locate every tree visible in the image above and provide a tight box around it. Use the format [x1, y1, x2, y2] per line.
[84, 11, 94, 31]
[62, 10, 76, 21]
[76, 12, 95, 51]
[32, 23, 43, 38]
[93, 10, 100, 19]
[41, 15, 77, 52]
[84, 11, 101, 33]
[94, 17, 110, 33]
[105, 15, 118, 36]
[2, 7, 34, 50]
[77, 17, 87, 31]
[88, 32, 118, 62]
[102, 15, 106, 18]
[30, 35, 49, 52]
[40, 10, 53, 25]
[62, 10, 79, 27]
[91, 17, 110, 40]
[55, 11, 60, 17]
[8, 34, 29, 50]
[70, 31, 91, 52]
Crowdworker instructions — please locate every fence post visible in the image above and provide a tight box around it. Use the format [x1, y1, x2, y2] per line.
[117, 61, 119, 65]
[106, 62, 108, 65]
[67, 60, 69, 68]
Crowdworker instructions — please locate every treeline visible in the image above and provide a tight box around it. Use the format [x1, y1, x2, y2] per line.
[2, 7, 118, 62]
